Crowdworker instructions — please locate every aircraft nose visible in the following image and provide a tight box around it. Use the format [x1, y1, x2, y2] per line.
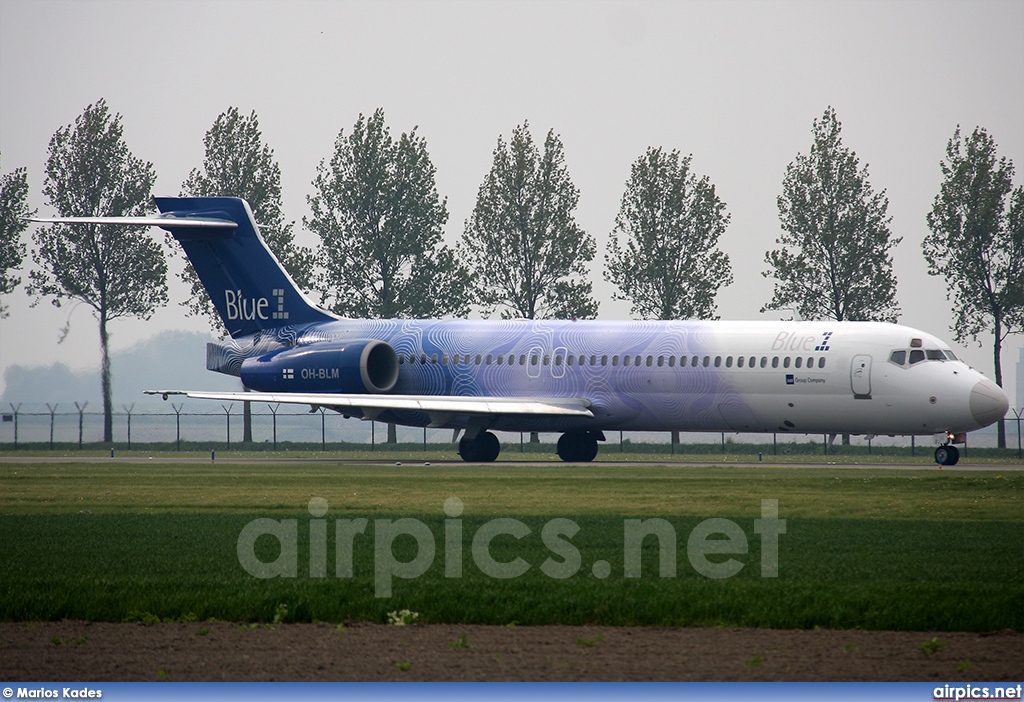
[970, 379, 1009, 428]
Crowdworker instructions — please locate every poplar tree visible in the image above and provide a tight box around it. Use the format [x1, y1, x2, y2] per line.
[461, 121, 597, 320]
[28, 100, 167, 442]
[606, 147, 732, 320]
[924, 126, 1023, 449]
[764, 107, 900, 323]
[307, 108, 469, 443]
[0, 154, 33, 318]
[181, 107, 314, 442]
[307, 108, 468, 320]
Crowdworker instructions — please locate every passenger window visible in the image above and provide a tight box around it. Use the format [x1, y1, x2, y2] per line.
[794, 357, 802, 369]
[692, 356, 699, 367]
[612, 355, 619, 366]
[635, 355, 642, 367]
[421, 354, 429, 365]
[783, 357, 790, 368]
[737, 356, 744, 368]
[909, 349, 925, 364]
[591, 355, 598, 366]
[760, 357, 768, 368]
[623, 355, 631, 367]
[772, 357, 779, 368]
[601, 355, 608, 366]
[714, 356, 722, 367]
[555, 355, 563, 366]
[399, 355, 406, 365]
[726, 356, 733, 368]
[749, 356, 756, 368]
[519, 355, 526, 365]
[441, 354, 449, 365]
[647, 356, 654, 367]
[807, 356, 813, 368]
[818, 357, 826, 369]
[567, 356, 574, 366]
[486, 354, 493, 365]
[496, 354, 504, 365]
[543, 354, 550, 365]
[431, 354, 438, 364]
[703, 356, 710, 367]
[889, 350, 906, 366]
[668, 356, 675, 367]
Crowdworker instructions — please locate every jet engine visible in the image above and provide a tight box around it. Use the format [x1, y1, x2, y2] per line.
[240, 340, 399, 394]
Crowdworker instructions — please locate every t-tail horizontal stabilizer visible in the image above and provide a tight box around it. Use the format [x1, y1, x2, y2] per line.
[33, 197, 337, 338]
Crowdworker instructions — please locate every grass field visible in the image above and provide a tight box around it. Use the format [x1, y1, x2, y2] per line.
[0, 458, 1021, 631]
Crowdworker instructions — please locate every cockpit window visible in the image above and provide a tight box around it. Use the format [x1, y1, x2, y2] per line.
[925, 349, 946, 361]
[943, 350, 958, 361]
[889, 350, 906, 366]
[909, 349, 925, 364]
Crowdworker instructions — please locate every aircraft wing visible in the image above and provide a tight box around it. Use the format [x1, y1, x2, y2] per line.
[145, 390, 593, 425]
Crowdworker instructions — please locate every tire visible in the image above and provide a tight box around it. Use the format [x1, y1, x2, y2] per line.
[459, 432, 500, 462]
[477, 431, 500, 462]
[557, 432, 599, 463]
[935, 445, 960, 466]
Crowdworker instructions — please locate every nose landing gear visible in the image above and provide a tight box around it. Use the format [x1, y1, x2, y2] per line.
[934, 444, 960, 466]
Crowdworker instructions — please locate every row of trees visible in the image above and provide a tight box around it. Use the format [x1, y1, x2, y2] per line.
[1, 102, 1021, 446]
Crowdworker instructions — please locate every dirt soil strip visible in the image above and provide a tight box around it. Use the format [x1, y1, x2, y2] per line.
[1, 622, 1021, 682]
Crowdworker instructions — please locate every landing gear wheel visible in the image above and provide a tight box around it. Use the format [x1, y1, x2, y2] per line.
[556, 431, 599, 462]
[458, 431, 501, 462]
[934, 445, 960, 466]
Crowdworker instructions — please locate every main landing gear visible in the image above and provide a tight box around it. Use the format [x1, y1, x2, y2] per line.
[556, 431, 601, 462]
[456, 430, 604, 463]
[458, 431, 500, 462]
[934, 444, 960, 467]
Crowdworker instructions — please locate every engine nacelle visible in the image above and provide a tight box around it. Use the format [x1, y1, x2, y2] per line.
[240, 339, 398, 394]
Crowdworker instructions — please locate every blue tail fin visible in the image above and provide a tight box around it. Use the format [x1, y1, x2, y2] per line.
[154, 197, 334, 338]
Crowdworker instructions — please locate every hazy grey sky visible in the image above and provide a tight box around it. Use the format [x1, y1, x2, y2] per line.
[1, 0, 1022, 398]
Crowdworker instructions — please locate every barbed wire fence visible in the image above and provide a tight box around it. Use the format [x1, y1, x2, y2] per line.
[1, 402, 1021, 457]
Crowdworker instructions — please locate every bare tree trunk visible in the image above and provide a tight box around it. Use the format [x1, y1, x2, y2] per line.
[993, 317, 1006, 449]
[99, 311, 113, 443]
[243, 398, 253, 443]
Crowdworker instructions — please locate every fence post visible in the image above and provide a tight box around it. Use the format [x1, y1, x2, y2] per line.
[221, 404, 233, 448]
[1015, 409, 1022, 459]
[423, 426, 427, 452]
[172, 403, 183, 451]
[371, 420, 375, 451]
[773, 433, 777, 455]
[123, 404, 135, 450]
[269, 404, 279, 450]
[319, 407, 326, 450]
[8, 403, 20, 450]
[74, 402, 88, 449]
[46, 403, 58, 450]
[911, 434, 916, 456]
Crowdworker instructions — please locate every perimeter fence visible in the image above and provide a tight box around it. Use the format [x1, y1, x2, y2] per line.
[1, 401, 1022, 458]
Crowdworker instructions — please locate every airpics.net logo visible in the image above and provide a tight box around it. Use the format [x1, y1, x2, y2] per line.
[236, 498, 787, 597]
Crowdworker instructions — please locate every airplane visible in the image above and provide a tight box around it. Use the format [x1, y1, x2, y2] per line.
[34, 196, 1010, 466]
